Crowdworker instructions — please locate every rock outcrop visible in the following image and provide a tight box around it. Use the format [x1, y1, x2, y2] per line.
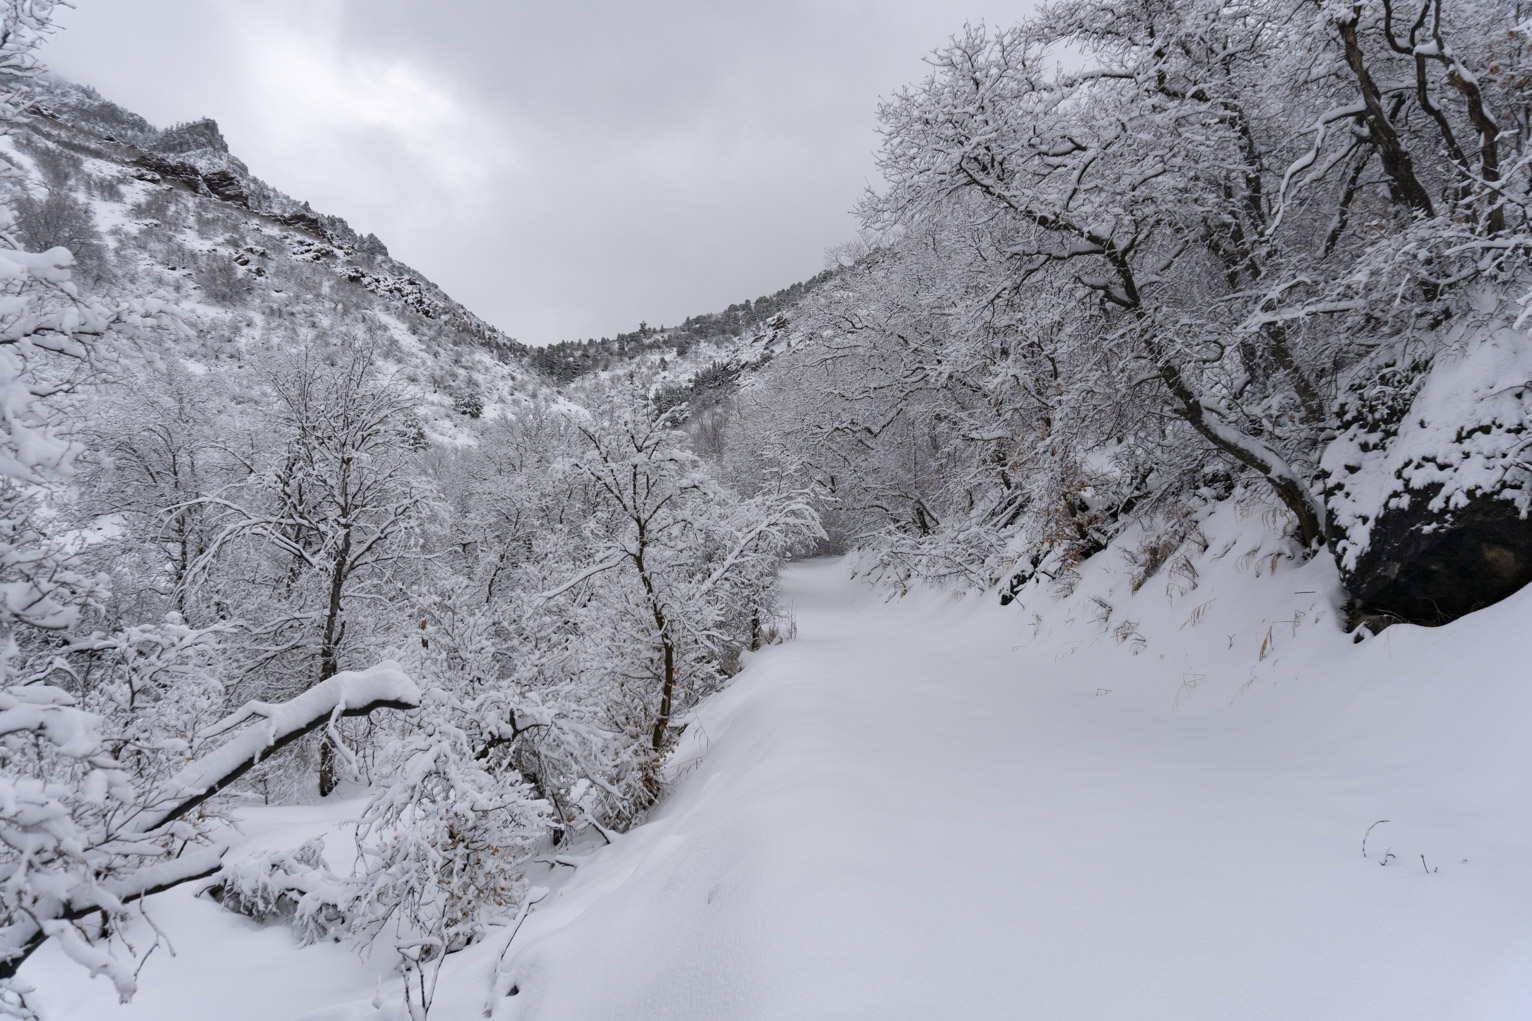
[1323, 323, 1532, 626]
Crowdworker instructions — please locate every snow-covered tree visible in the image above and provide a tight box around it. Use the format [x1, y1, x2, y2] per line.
[742, 0, 1532, 600]
[187, 343, 436, 794]
[556, 395, 821, 796]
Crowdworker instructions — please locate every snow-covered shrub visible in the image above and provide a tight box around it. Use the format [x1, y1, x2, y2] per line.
[128, 185, 177, 225]
[350, 708, 549, 949]
[206, 839, 348, 943]
[10, 191, 102, 274]
[451, 388, 483, 418]
[193, 252, 251, 304]
[11, 137, 73, 190]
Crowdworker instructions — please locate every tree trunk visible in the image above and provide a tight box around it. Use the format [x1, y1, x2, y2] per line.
[318, 732, 338, 798]
[650, 631, 676, 755]
[1147, 337, 1328, 547]
[1336, 17, 1435, 217]
[634, 545, 677, 756]
[316, 528, 352, 798]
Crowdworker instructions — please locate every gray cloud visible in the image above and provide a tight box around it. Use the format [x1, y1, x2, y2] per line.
[41, 0, 1034, 345]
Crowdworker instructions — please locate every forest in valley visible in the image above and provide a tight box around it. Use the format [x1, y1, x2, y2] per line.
[2, 0, 1531, 1017]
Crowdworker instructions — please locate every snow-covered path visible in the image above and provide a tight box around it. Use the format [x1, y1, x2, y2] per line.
[504, 556, 1532, 1021]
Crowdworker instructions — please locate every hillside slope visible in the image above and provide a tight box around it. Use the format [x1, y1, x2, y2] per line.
[8, 77, 544, 439]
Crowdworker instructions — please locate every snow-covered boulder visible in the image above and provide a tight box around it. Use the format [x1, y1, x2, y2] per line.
[1323, 321, 1532, 625]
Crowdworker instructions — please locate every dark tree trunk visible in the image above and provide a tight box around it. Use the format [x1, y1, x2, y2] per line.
[317, 528, 352, 798]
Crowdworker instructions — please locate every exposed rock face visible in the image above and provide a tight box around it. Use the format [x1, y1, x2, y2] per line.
[1323, 325, 1532, 627]
[151, 116, 229, 156]
[1344, 489, 1532, 624]
[199, 169, 249, 205]
[123, 148, 206, 190]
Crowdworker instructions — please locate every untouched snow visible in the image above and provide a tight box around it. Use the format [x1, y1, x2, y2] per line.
[498, 543, 1532, 1018]
[27, 507, 1532, 1019]
[27, 802, 394, 1021]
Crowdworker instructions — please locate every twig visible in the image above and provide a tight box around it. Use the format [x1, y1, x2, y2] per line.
[1363, 819, 1389, 859]
[483, 888, 550, 1018]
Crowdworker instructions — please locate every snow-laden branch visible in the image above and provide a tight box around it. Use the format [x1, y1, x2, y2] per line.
[536, 557, 626, 603]
[0, 663, 421, 1005]
[132, 661, 420, 834]
[692, 498, 824, 601]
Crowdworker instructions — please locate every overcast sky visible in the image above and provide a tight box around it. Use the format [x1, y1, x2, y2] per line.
[40, 1, 1032, 346]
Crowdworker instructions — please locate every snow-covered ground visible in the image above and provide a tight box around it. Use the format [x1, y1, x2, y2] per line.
[496, 540, 1532, 1020]
[27, 800, 391, 1021]
[28, 506, 1532, 1019]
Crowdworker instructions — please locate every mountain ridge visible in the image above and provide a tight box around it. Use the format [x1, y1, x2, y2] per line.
[26, 75, 525, 353]
[27, 75, 840, 386]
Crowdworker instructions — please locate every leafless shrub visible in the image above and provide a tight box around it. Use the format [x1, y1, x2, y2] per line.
[85, 172, 123, 201]
[131, 186, 178, 224]
[195, 253, 252, 304]
[15, 135, 75, 187]
[11, 188, 106, 276]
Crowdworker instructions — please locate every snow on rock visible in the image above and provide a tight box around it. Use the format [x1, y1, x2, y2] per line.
[1323, 320, 1532, 623]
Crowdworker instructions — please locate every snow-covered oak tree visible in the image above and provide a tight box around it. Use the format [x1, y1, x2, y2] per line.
[187, 342, 437, 794]
[863, 12, 1334, 545]
[745, 0, 1532, 600]
[555, 396, 821, 796]
[75, 360, 243, 623]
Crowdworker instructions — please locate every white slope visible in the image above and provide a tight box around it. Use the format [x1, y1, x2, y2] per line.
[496, 527, 1532, 1019]
[26, 506, 1532, 1020]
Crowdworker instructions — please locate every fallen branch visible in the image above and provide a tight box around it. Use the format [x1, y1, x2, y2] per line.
[132, 661, 420, 834]
[0, 663, 420, 994]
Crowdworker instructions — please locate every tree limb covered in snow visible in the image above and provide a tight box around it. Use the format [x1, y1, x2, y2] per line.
[0, 663, 420, 1007]
[131, 661, 421, 834]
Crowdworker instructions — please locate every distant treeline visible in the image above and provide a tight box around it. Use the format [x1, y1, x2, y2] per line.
[529, 269, 836, 383]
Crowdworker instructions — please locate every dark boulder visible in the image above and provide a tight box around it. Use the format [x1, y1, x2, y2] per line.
[129, 150, 203, 190]
[1324, 333, 1532, 628]
[277, 208, 326, 236]
[200, 169, 249, 206]
[1343, 488, 1532, 625]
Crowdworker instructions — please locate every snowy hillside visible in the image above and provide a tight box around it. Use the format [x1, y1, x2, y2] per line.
[10, 75, 541, 439]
